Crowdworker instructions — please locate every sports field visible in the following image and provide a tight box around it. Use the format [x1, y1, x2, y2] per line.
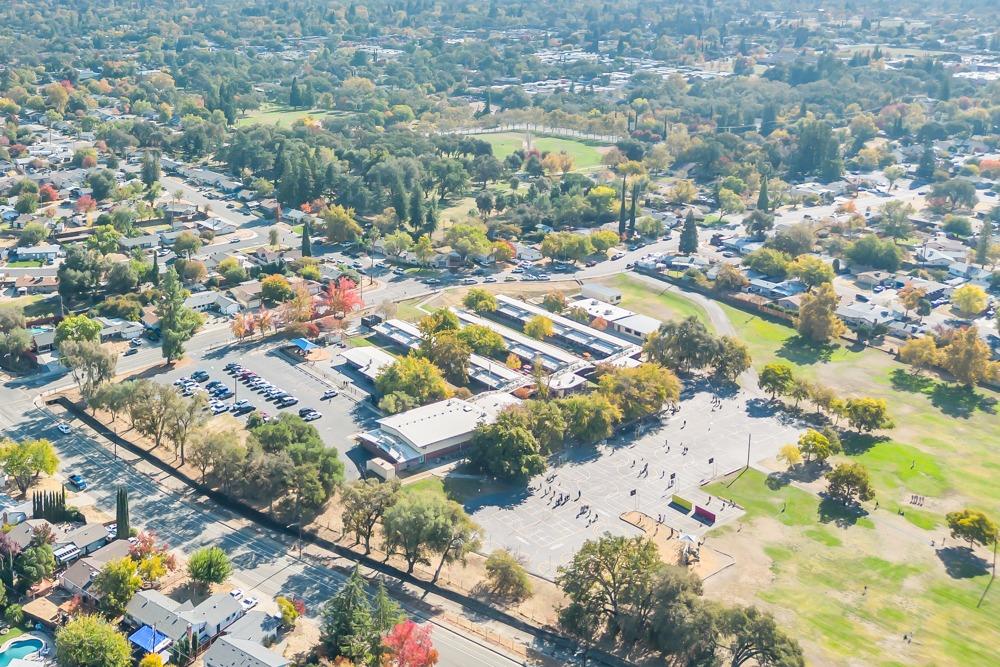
[479, 132, 605, 171]
[236, 104, 346, 127]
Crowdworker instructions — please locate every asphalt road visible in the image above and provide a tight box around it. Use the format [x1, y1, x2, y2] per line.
[0, 384, 529, 667]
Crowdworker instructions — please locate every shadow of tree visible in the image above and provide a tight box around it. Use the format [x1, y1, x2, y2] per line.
[817, 496, 868, 527]
[930, 383, 997, 418]
[766, 460, 830, 490]
[936, 546, 991, 579]
[889, 368, 935, 394]
[776, 336, 837, 366]
[841, 432, 888, 455]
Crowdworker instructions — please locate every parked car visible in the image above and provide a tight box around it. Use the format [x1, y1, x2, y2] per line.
[191, 370, 209, 382]
[321, 389, 338, 400]
[56, 422, 72, 435]
[302, 410, 322, 422]
[229, 589, 244, 600]
[241, 597, 258, 611]
[129, 338, 143, 347]
[67, 473, 88, 491]
[124, 347, 138, 356]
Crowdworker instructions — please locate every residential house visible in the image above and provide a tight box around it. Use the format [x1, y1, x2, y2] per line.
[513, 243, 543, 262]
[746, 277, 807, 300]
[228, 280, 263, 310]
[195, 217, 237, 236]
[185, 290, 240, 316]
[118, 234, 160, 252]
[204, 636, 289, 667]
[14, 275, 59, 295]
[8, 519, 52, 550]
[126, 590, 245, 647]
[14, 244, 61, 262]
[58, 539, 132, 602]
[835, 302, 900, 328]
[95, 316, 145, 341]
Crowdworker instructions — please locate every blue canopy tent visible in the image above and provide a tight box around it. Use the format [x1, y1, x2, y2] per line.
[128, 625, 171, 654]
[290, 337, 319, 352]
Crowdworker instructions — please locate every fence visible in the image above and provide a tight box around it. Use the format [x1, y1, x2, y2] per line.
[443, 122, 622, 144]
[49, 395, 632, 667]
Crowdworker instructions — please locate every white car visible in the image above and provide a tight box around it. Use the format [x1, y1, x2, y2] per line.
[229, 589, 244, 600]
[241, 597, 258, 610]
[56, 422, 72, 435]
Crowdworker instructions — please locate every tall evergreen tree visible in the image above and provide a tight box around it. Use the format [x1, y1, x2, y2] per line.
[679, 210, 699, 254]
[617, 173, 628, 236]
[628, 182, 639, 237]
[976, 216, 993, 265]
[917, 144, 936, 179]
[757, 177, 769, 212]
[321, 567, 378, 663]
[150, 252, 159, 286]
[116, 487, 130, 539]
[409, 186, 425, 231]
[289, 77, 302, 107]
[301, 221, 312, 257]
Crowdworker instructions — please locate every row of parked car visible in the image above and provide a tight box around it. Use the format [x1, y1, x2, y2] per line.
[225, 363, 326, 421]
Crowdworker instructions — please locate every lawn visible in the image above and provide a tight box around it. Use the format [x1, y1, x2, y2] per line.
[5, 260, 44, 268]
[394, 296, 430, 322]
[9, 294, 59, 319]
[480, 132, 605, 171]
[700, 298, 1000, 664]
[236, 104, 346, 127]
[706, 469, 1000, 666]
[600, 274, 712, 329]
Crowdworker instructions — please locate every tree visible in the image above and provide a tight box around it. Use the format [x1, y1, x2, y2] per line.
[846, 235, 902, 271]
[951, 284, 987, 317]
[714, 264, 749, 292]
[116, 487, 130, 540]
[383, 620, 440, 667]
[714, 337, 752, 382]
[596, 363, 680, 422]
[721, 606, 805, 667]
[0, 438, 58, 495]
[93, 557, 143, 615]
[469, 410, 545, 481]
[670, 179, 698, 204]
[485, 549, 533, 602]
[301, 221, 313, 257]
[166, 394, 207, 464]
[323, 205, 363, 243]
[324, 278, 363, 316]
[541, 292, 567, 313]
[744, 248, 790, 278]
[156, 269, 202, 364]
[884, 165, 905, 190]
[758, 363, 794, 401]
[321, 567, 380, 664]
[261, 274, 293, 303]
[187, 546, 231, 589]
[879, 200, 915, 241]
[173, 231, 202, 257]
[556, 534, 662, 638]
[456, 325, 505, 358]
[18, 221, 49, 246]
[523, 315, 553, 340]
[825, 463, 875, 505]
[383, 230, 413, 258]
[276, 596, 300, 629]
[778, 444, 803, 468]
[718, 188, 745, 221]
[975, 217, 993, 265]
[382, 494, 461, 574]
[590, 230, 621, 252]
[141, 151, 161, 189]
[376, 354, 451, 412]
[60, 340, 117, 402]
[139, 654, 165, 667]
[931, 178, 978, 210]
[899, 336, 940, 375]
[743, 209, 774, 239]
[341, 478, 401, 553]
[796, 283, 845, 344]
[17, 541, 55, 587]
[940, 327, 998, 386]
[678, 210, 699, 254]
[945, 509, 998, 549]
[445, 224, 491, 263]
[558, 393, 623, 444]
[757, 177, 770, 212]
[55, 314, 102, 345]
[463, 288, 497, 314]
[797, 429, 837, 463]
[844, 397, 893, 433]
[413, 235, 436, 265]
[421, 332, 470, 385]
[644, 316, 719, 373]
[789, 256, 834, 288]
[56, 615, 131, 667]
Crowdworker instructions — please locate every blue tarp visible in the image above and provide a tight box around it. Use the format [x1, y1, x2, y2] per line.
[290, 337, 318, 351]
[129, 625, 170, 652]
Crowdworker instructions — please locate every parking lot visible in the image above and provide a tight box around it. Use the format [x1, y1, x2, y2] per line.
[154, 341, 377, 479]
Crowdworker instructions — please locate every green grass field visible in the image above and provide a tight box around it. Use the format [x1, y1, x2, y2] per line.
[236, 104, 346, 127]
[6, 260, 44, 268]
[9, 294, 59, 319]
[699, 299, 1000, 664]
[480, 132, 604, 171]
[601, 274, 713, 329]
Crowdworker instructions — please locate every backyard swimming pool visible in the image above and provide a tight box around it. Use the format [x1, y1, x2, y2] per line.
[0, 638, 43, 666]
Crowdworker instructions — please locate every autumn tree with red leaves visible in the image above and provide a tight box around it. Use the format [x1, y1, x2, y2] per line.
[381, 620, 439, 667]
[324, 278, 363, 317]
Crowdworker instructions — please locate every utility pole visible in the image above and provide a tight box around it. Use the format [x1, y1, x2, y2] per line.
[746, 433, 751, 469]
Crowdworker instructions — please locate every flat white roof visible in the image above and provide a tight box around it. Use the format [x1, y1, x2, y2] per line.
[572, 297, 633, 322]
[340, 346, 396, 380]
[612, 313, 662, 335]
[378, 398, 489, 452]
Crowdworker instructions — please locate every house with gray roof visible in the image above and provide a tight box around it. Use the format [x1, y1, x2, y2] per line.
[204, 635, 289, 667]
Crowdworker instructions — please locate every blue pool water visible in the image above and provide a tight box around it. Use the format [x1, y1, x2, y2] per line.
[0, 638, 43, 666]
